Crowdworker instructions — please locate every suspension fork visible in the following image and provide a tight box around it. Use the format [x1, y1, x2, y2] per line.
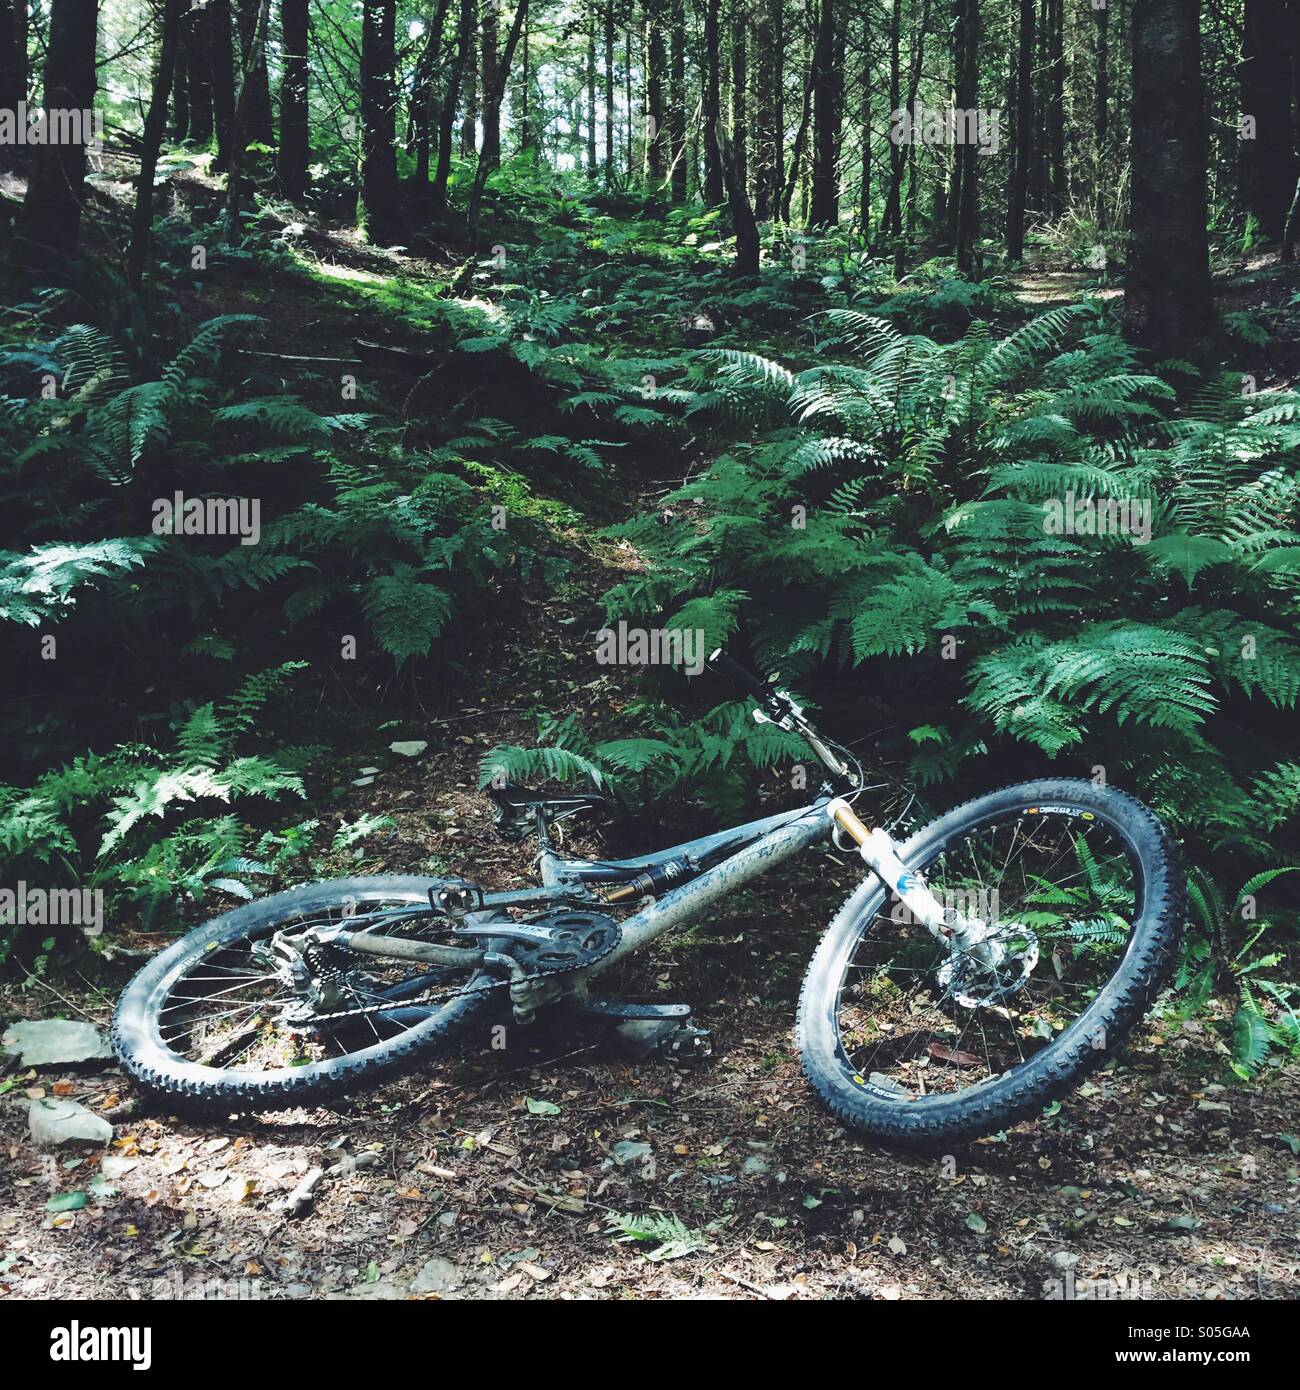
[826, 798, 999, 964]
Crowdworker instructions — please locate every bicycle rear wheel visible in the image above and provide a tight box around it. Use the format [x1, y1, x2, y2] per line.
[113, 876, 496, 1111]
[797, 780, 1184, 1145]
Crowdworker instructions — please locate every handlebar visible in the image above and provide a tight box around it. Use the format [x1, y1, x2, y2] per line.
[708, 647, 779, 705]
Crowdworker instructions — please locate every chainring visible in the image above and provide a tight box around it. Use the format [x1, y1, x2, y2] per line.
[509, 910, 622, 974]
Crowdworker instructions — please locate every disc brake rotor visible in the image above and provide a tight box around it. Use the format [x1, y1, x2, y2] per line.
[937, 925, 1040, 1010]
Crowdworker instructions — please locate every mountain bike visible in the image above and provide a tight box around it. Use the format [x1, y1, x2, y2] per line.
[113, 649, 1185, 1145]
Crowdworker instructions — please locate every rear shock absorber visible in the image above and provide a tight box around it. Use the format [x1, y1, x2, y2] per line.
[602, 856, 694, 903]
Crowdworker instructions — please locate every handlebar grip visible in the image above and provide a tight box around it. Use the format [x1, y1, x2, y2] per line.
[708, 647, 776, 703]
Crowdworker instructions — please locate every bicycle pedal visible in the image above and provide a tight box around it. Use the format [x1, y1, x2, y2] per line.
[658, 1024, 713, 1064]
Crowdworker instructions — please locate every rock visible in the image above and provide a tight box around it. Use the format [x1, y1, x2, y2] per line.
[330, 1279, 407, 1300]
[2, 1019, 112, 1067]
[388, 740, 428, 758]
[611, 1140, 655, 1178]
[28, 1097, 112, 1148]
[1050, 1250, 1078, 1269]
[742, 1154, 772, 1177]
[409, 1257, 463, 1295]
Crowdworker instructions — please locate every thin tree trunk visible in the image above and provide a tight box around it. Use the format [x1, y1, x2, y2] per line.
[731, 0, 748, 195]
[781, 39, 814, 222]
[210, 0, 236, 171]
[1006, 0, 1034, 260]
[434, 0, 475, 213]
[16, 0, 99, 262]
[172, 17, 190, 142]
[952, 0, 980, 272]
[644, 2, 665, 186]
[720, 116, 759, 274]
[277, 0, 309, 198]
[586, 6, 597, 173]
[857, 3, 871, 235]
[129, 0, 186, 287]
[1094, 0, 1108, 229]
[358, 0, 400, 244]
[236, 0, 273, 147]
[1124, 0, 1215, 359]
[667, 0, 686, 200]
[1046, 0, 1065, 210]
[223, 0, 271, 240]
[625, 27, 633, 178]
[460, 13, 477, 153]
[480, 0, 500, 167]
[703, 0, 724, 204]
[468, 0, 529, 235]
[603, 0, 614, 179]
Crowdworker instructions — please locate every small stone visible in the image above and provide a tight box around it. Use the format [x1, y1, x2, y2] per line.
[2, 1020, 112, 1067]
[409, 1257, 463, 1295]
[742, 1154, 772, 1176]
[389, 741, 428, 759]
[28, 1097, 112, 1148]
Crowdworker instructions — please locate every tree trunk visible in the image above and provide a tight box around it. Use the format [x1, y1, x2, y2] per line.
[468, 0, 529, 234]
[359, 0, 400, 244]
[1006, 0, 1034, 260]
[857, 4, 871, 235]
[172, 22, 190, 142]
[881, 0, 928, 244]
[461, 13, 477, 153]
[210, 0, 236, 171]
[1094, 0, 1108, 228]
[223, 0, 271, 240]
[1124, 0, 1215, 359]
[644, 2, 665, 186]
[185, 6, 213, 145]
[1046, 0, 1066, 211]
[881, 0, 902, 237]
[781, 34, 815, 223]
[668, 0, 686, 200]
[703, 0, 724, 204]
[480, 0, 500, 167]
[129, 0, 186, 287]
[731, 0, 749, 196]
[753, 0, 780, 219]
[809, 0, 838, 225]
[236, 0, 273, 148]
[16, 0, 98, 263]
[0, 0, 26, 116]
[1239, 0, 1294, 241]
[586, 6, 597, 173]
[952, 0, 979, 273]
[720, 118, 759, 274]
[434, 0, 475, 212]
[411, 1, 450, 182]
[604, 0, 614, 179]
[0, 0, 28, 168]
[277, 0, 309, 198]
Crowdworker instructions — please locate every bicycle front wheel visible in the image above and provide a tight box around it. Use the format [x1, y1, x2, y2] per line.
[796, 779, 1184, 1146]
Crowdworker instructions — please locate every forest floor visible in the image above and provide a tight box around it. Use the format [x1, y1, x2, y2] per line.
[3, 191, 1300, 1300]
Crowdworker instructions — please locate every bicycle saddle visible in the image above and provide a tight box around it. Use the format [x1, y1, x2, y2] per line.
[487, 784, 611, 839]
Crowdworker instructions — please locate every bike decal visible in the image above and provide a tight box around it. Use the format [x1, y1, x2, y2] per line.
[1026, 806, 1096, 819]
